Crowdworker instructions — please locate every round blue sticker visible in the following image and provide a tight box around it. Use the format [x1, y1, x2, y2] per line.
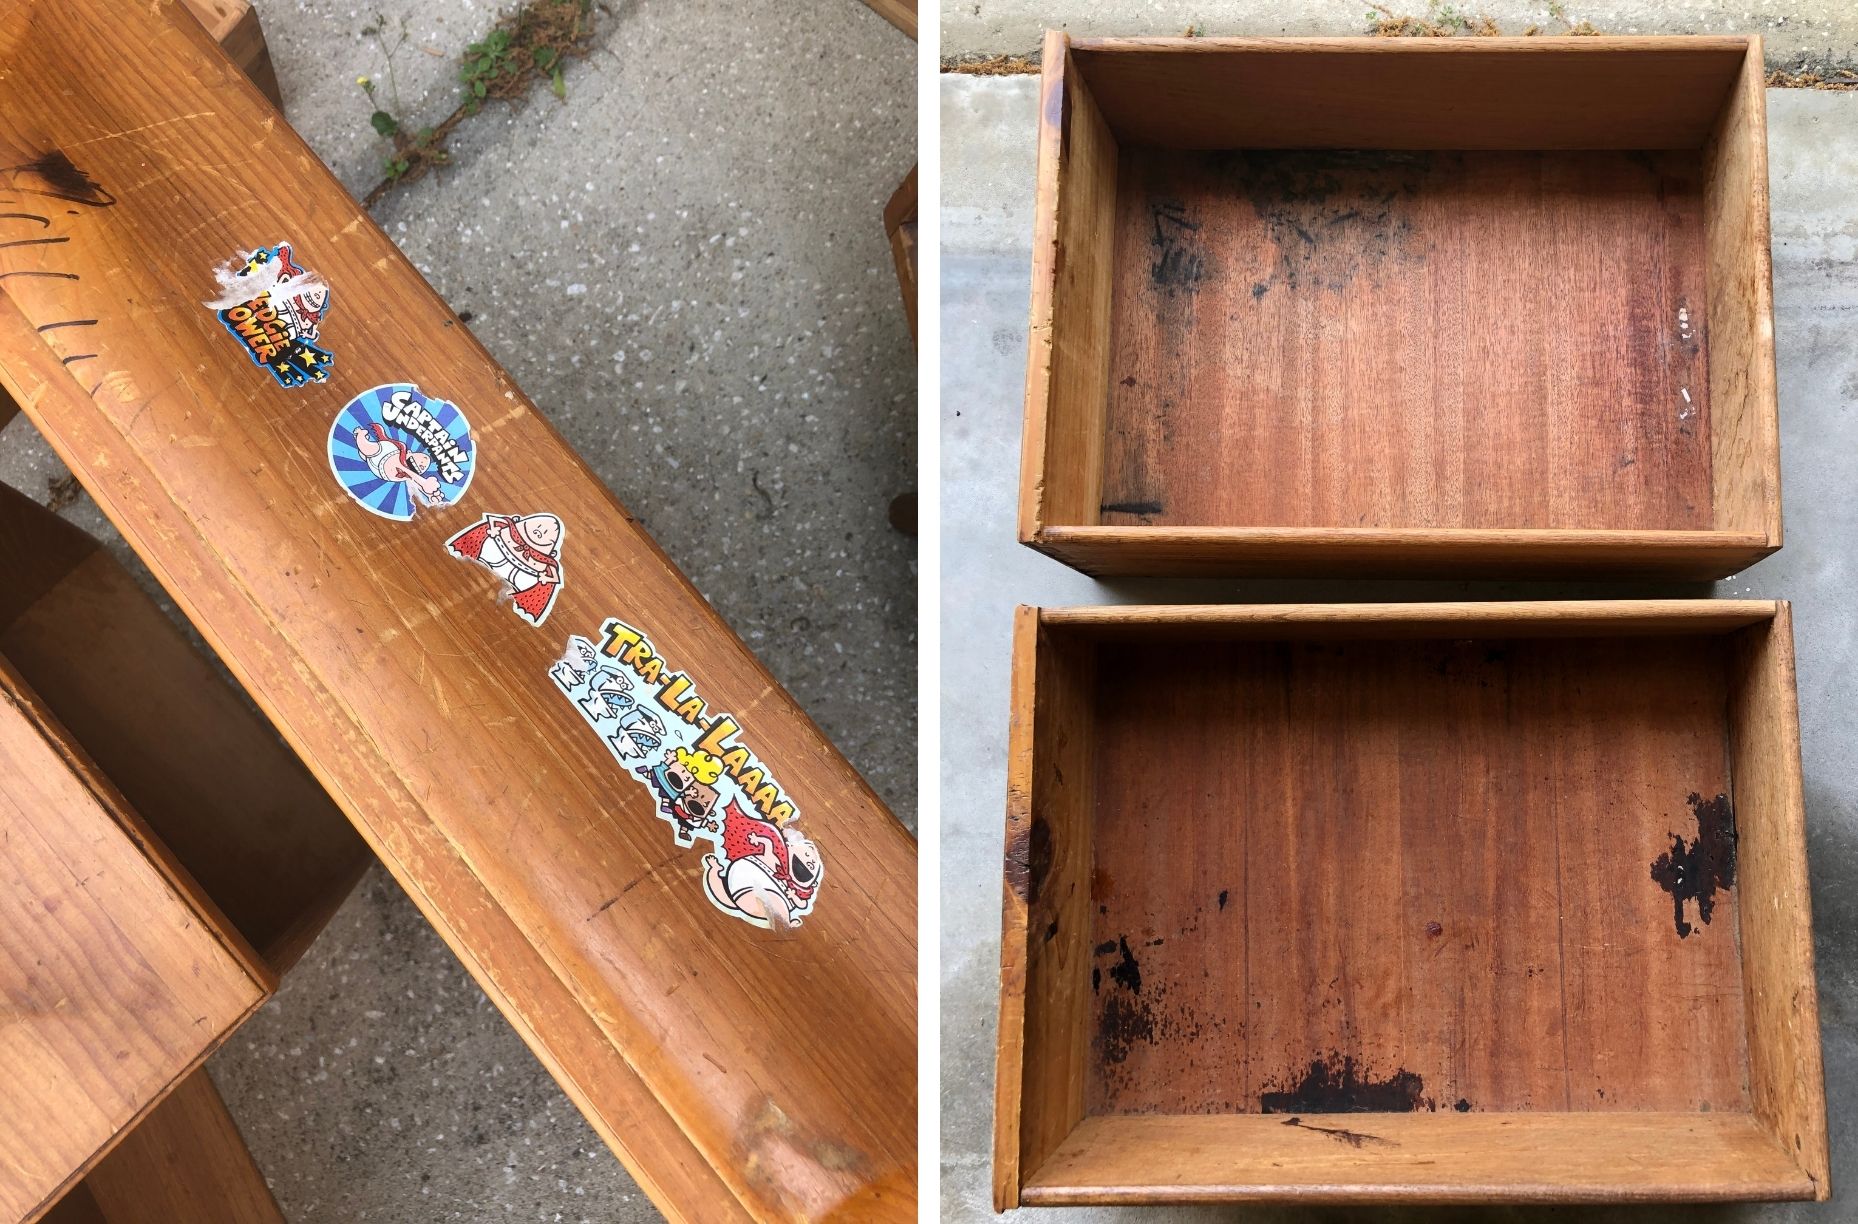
[328, 383, 476, 521]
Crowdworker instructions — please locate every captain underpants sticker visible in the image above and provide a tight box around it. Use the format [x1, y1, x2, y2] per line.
[203, 241, 334, 387]
[551, 619, 824, 930]
[446, 513, 565, 626]
[328, 383, 475, 520]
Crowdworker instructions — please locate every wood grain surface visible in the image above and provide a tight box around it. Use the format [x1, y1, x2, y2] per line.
[1087, 635, 1745, 1116]
[1098, 147, 1712, 532]
[1018, 34, 1781, 578]
[47, 1070, 285, 1224]
[0, 4, 915, 1220]
[0, 659, 271, 1224]
[884, 167, 917, 342]
[1066, 36, 1750, 150]
[995, 602, 1827, 1204]
[1022, 1112, 1812, 1204]
[0, 481, 370, 974]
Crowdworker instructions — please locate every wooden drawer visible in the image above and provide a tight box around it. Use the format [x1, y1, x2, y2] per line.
[0, 659, 272, 1224]
[994, 601, 1826, 1206]
[1019, 34, 1779, 578]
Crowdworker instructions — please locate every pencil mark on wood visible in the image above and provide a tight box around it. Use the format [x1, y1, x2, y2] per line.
[1100, 500, 1164, 517]
[0, 270, 78, 282]
[0, 235, 68, 251]
[36, 318, 97, 332]
[59, 353, 96, 365]
[0, 212, 50, 227]
[1650, 791, 1736, 938]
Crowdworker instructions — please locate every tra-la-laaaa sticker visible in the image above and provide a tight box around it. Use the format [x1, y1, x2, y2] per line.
[328, 383, 475, 520]
[203, 241, 334, 387]
[447, 513, 565, 626]
[552, 619, 823, 929]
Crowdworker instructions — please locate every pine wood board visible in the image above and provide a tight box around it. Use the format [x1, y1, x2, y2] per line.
[0, 3, 915, 1220]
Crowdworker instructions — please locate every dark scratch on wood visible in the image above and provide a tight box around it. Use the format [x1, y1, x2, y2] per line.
[1281, 1115, 1394, 1148]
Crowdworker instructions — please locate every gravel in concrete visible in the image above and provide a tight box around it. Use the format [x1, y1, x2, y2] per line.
[940, 69, 1856, 1223]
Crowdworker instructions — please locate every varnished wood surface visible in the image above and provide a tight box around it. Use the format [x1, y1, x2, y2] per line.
[1023, 1112, 1815, 1204]
[853, 0, 915, 40]
[1018, 29, 1118, 539]
[1088, 634, 1746, 1116]
[1067, 36, 1750, 150]
[1039, 598, 1782, 634]
[177, 0, 281, 109]
[1029, 525, 1776, 579]
[1099, 147, 1712, 532]
[0, 481, 370, 974]
[0, 4, 915, 1221]
[1019, 34, 1781, 578]
[1703, 38, 1783, 547]
[1728, 607, 1829, 1194]
[884, 167, 917, 342]
[995, 602, 1827, 1204]
[0, 660, 271, 1224]
[58, 1070, 285, 1224]
[993, 608, 1096, 1211]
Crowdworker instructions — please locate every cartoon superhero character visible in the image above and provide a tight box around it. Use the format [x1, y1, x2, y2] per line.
[353, 424, 447, 508]
[575, 668, 634, 721]
[551, 637, 597, 690]
[445, 512, 565, 626]
[642, 746, 723, 846]
[209, 241, 334, 387]
[609, 706, 665, 759]
[703, 801, 822, 929]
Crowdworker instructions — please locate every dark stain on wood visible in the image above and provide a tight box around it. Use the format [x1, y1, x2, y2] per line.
[1097, 989, 1155, 1066]
[1223, 149, 1428, 294]
[1217, 888, 1229, 910]
[1106, 934, 1142, 994]
[1454, 1097, 1472, 1112]
[1148, 199, 1210, 289]
[1026, 815, 1053, 904]
[6, 152, 116, 207]
[1260, 1055, 1427, 1114]
[1425, 920, 1444, 938]
[1099, 500, 1164, 516]
[1650, 791, 1736, 938]
[1002, 818, 1031, 902]
[1280, 1115, 1393, 1148]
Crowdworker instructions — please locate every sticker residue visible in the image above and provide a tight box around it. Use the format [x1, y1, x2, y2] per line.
[552, 620, 823, 929]
[206, 241, 334, 387]
[328, 383, 475, 520]
[447, 512, 564, 625]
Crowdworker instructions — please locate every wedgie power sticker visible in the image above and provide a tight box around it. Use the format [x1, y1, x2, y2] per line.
[552, 621, 824, 929]
[204, 241, 334, 387]
[447, 513, 565, 626]
[329, 383, 475, 520]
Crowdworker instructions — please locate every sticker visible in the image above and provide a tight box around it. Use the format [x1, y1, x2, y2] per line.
[204, 241, 334, 387]
[446, 513, 565, 626]
[552, 620, 823, 929]
[328, 383, 475, 520]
